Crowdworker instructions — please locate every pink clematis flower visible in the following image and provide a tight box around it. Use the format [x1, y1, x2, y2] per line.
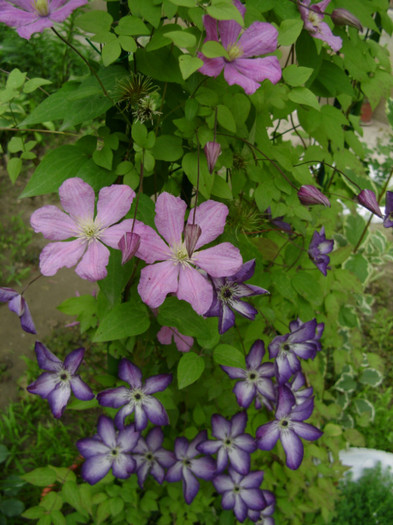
[298, 0, 343, 52]
[157, 326, 194, 352]
[198, 0, 281, 95]
[135, 192, 242, 315]
[0, 0, 88, 40]
[30, 177, 135, 282]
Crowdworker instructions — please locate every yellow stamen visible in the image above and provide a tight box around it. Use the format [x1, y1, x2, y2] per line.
[33, 0, 49, 16]
[227, 44, 243, 62]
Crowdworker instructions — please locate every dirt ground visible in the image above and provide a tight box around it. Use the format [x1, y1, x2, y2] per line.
[0, 171, 95, 408]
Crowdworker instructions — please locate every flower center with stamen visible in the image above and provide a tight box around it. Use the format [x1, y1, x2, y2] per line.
[78, 220, 102, 243]
[308, 11, 321, 28]
[145, 452, 154, 461]
[283, 344, 290, 352]
[110, 448, 119, 457]
[131, 389, 144, 404]
[280, 419, 290, 429]
[227, 44, 243, 61]
[58, 369, 71, 383]
[33, 0, 49, 16]
[182, 458, 191, 467]
[233, 485, 241, 493]
[248, 371, 258, 382]
[224, 438, 232, 448]
[171, 242, 192, 267]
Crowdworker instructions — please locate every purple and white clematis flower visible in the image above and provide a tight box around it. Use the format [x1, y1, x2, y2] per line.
[166, 431, 216, 504]
[135, 192, 242, 315]
[27, 342, 94, 418]
[198, 0, 281, 95]
[213, 468, 266, 523]
[248, 490, 276, 525]
[30, 177, 135, 282]
[288, 371, 314, 406]
[298, 0, 342, 52]
[0, 0, 88, 40]
[204, 259, 269, 334]
[0, 287, 36, 334]
[256, 385, 323, 470]
[133, 427, 176, 487]
[157, 326, 194, 352]
[221, 340, 275, 408]
[357, 189, 383, 218]
[97, 358, 172, 431]
[383, 191, 393, 228]
[308, 226, 334, 276]
[77, 415, 139, 484]
[268, 318, 324, 384]
[197, 412, 256, 475]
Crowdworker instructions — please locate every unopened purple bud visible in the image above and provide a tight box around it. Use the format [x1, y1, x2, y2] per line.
[332, 8, 363, 32]
[184, 223, 202, 257]
[118, 232, 141, 265]
[298, 185, 330, 207]
[204, 141, 221, 174]
[357, 189, 383, 218]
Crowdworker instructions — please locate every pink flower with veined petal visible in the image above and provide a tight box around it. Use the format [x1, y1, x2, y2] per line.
[198, 0, 281, 95]
[30, 177, 135, 282]
[298, 0, 342, 52]
[135, 192, 242, 315]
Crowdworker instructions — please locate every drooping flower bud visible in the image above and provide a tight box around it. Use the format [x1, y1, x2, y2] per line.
[204, 141, 222, 174]
[297, 185, 331, 207]
[118, 232, 141, 265]
[357, 189, 383, 218]
[332, 8, 363, 32]
[184, 224, 202, 257]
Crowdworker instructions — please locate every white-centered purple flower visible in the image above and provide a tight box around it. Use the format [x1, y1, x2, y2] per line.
[213, 468, 266, 523]
[166, 431, 216, 504]
[0, 0, 88, 40]
[221, 340, 275, 408]
[383, 191, 393, 228]
[308, 226, 334, 276]
[77, 415, 139, 484]
[0, 287, 36, 334]
[198, 0, 281, 95]
[357, 189, 383, 218]
[248, 490, 276, 525]
[204, 259, 269, 334]
[297, 185, 330, 207]
[30, 177, 136, 282]
[157, 326, 194, 352]
[287, 371, 314, 405]
[135, 192, 242, 315]
[268, 318, 324, 384]
[197, 412, 256, 475]
[133, 427, 176, 487]
[256, 385, 323, 470]
[97, 358, 172, 431]
[298, 0, 342, 52]
[27, 342, 94, 418]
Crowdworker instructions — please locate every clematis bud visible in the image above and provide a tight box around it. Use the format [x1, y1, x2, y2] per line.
[298, 185, 330, 207]
[184, 223, 202, 257]
[357, 189, 383, 218]
[204, 141, 222, 174]
[118, 232, 141, 264]
[332, 8, 363, 32]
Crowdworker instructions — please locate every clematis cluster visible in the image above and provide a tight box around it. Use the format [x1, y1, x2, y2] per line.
[198, 0, 281, 94]
[0, 0, 88, 40]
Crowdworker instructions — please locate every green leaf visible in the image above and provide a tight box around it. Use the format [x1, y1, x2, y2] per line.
[23, 78, 52, 93]
[283, 65, 313, 87]
[217, 104, 236, 132]
[207, 2, 243, 25]
[132, 121, 148, 147]
[213, 344, 246, 368]
[344, 254, 370, 283]
[102, 39, 122, 66]
[211, 174, 232, 199]
[359, 368, 383, 387]
[119, 35, 137, 52]
[50, 510, 66, 525]
[0, 445, 9, 463]
[323, 423, 342, 437]
[6, 68, 26, 90]
[57, 295, 96, 316]
[41, 491, 62, 512]
[291, 271, 323, 305]
[0, 499, 24, 517]
[93, 145, 113, 170]
[22, 467, 56, 487]
[288, 87, 320, 111]
[353, 398, 374, 420]
[128, 0, 161, 28]
[169, 0, 195, 5]
[201, 41, 229, 59]
[152, 135, 183, 161]
[278, 19, 304, 46]
[115, 15, 150, 36]
[178, 353, 205, 389]
[178, 55, 204, 79]
[182, 152, 213, 199]
[7, 157, 22, 183]
[334, 373, 357, 393]
[76, 11, 113, 33]
[93, 302, 150, 342]
[22, 506, 45, 519]
[136, 47, 183, 83]
[164, 30, 197, 49]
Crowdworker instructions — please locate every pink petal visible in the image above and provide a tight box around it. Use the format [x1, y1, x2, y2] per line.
[173, 330, 194, 352]
[47, 383, 71, 418]
[238, 22, 278, 57]
[154, 192, 187, 246]
[30, 205, 79, 240]
[187, 200, 228, 250]
[39, 239, 86, 276]
[218, 18, 242, 49]
[95, 185, 135, 229]
[203, 14, 219, 41]
[99, 219, 134, 249]
[177, 266, 213, 315]
[194, 243, 242, 277]
[198, 55, 225, 77]
[97, 415, 116, 448]
[138, 261, 179, 309]
[75, 241, 110, 281]
[227, 56, 282, 92]
[59, 177, 95, 223]
[132, 221, 171, 263]
[48, 0, 88, 21]
[157, 326, 173, 345]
